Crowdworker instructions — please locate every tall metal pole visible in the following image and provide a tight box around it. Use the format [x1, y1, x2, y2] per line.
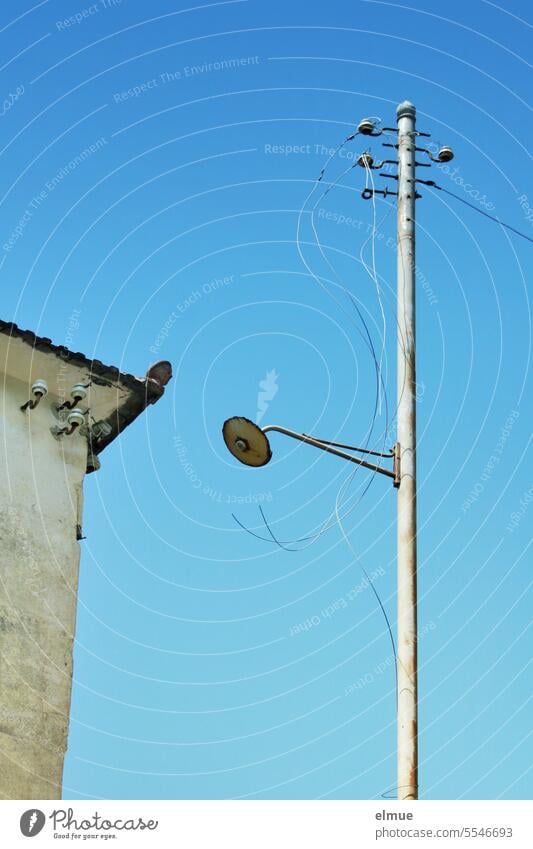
[396, 100, 418, 800]
[226, 99, 454, 800]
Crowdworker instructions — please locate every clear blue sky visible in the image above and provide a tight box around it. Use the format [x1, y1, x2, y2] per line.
[2, 0, 531, 800]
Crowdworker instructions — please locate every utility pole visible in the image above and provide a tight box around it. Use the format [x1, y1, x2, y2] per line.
[357, 100, 453, 799]
[395, 100, 418, 801]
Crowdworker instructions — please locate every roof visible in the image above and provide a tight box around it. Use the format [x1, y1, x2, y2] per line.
[0, 320, 172, 472]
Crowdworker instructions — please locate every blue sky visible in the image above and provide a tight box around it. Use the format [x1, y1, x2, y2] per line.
[1, 0, 531, 799]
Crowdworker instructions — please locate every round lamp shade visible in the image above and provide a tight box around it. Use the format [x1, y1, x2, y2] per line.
[222, 416, 272, 467]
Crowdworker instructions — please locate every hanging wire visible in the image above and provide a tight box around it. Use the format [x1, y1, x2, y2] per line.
[310, 157, 396, 507]
[230, 133, 382, 549]
[232, 509, 301, 550]
[315, 159, 396, 529]
[239, 141, 389, 547]
[308, 155, 396, 453]
[308, 157, 393, 455]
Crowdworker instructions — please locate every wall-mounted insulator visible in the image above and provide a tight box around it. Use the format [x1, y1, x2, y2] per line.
[58, 382, 89, 410]
[52, 408, 88, 437]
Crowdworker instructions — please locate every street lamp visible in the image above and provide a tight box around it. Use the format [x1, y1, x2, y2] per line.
[222, 415, 400, 484]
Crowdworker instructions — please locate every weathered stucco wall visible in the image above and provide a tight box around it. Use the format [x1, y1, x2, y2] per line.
[0, 372, 87, 799]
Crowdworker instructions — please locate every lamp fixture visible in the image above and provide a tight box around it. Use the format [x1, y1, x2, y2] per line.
[222, 416, 400, 485]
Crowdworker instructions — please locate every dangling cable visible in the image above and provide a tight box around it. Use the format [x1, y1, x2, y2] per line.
[426, 182, 533, 244]
[235, 139, 389, 546]
[308, 160, 390, 452]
